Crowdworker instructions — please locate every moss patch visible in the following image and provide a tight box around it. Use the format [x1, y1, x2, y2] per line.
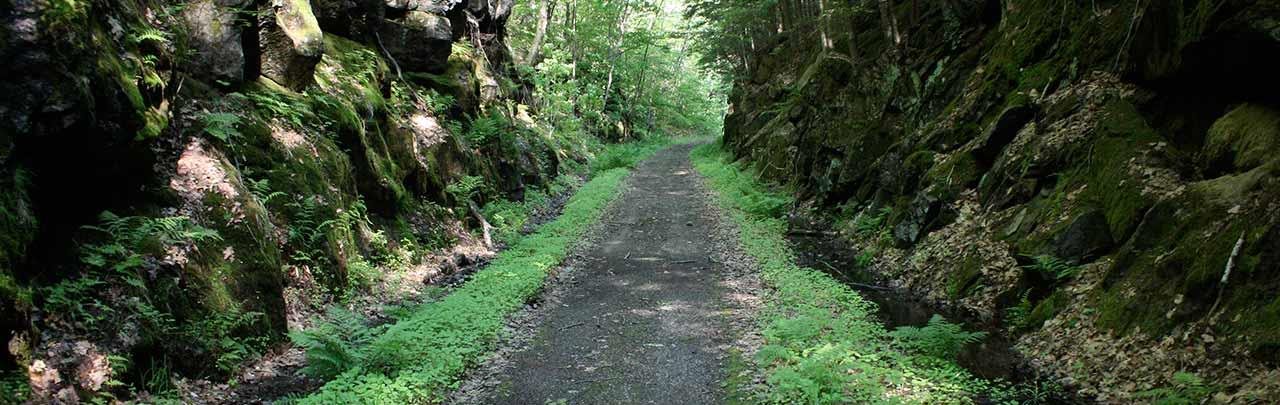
[1094, 177, 1275, 356]
[947, 254, 985, 299]
[1027, 289, 1068, 328]
[926, 151, 979, 198]
[1204, 103, 1280, 171]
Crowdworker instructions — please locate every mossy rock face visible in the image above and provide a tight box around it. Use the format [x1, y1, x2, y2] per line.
[972, 105, 1037, 168]
[1057, 100, 1164, 243]
[378, 11, 454, 74]
[0, 169, 37, 322]
[181, 0, 250, 84]
[1046, 209, 1114, 264]
[891, 191, 939, 247]
[230, 92, 361, 289]
[313, 35, 416, 213]
[1203, 103, 1280, 172]
[926, 151, 979, 201]
[1096, 168, 1280, 359]
[414, 44, 483, 113]
[171, 141, 288, 336]
[947, 254, 985, 299]
[1027, 289, 1069, 329]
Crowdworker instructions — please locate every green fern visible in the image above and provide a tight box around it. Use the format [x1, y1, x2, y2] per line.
[1025, 255, 1079, 282]
[201, 112, 242, 144]
[284, 196, 339, 267]
[46, 211, 229, 374]
[42, 277, 109, 326]
[290, 307, 382, 379]
[235, 90, 311, 128]
[854, 250, 876, 268]
[1135, 372, 1217, 405]
[1004, 290, 1034, 332]
[462, 112, 505, 146]
[424, 91, 456, 115]
[80, 212, 221, 283]
[247, 178, 287, 207]
[853, 207, 892, 236]
[446, 176, 488, 208]
[128, 27, 170, 47]
[889, 314, 987, 360]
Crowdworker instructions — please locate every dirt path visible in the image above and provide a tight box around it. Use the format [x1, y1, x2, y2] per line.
[457, 143, 738, 404]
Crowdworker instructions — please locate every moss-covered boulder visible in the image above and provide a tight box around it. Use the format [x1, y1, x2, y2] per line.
[1204, 103, 1280, 172]
[1096, 161, 1280, 360]
[259, 0, 325, 90]
[1048, 209, 1114, 264]
[181, 0, 251, 84]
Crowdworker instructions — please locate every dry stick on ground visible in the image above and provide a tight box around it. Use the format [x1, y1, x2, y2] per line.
[575, 377, 622, 385]
[786, 229, 836, 236]
[820, 261, 890, 291]
[468, 199, 495, 248]
[558, 322, 586, 331]
[1208, 231, 1246, 319]
[374, 32, 404, 81]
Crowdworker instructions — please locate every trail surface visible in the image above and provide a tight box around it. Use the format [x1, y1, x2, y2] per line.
[470, 143, 734, 404]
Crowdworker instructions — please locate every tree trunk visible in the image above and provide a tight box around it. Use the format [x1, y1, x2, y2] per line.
[632, 0, 667, 128]
[603, 1, 632, 109]
[526, 0, 557, 66]
[878, 0, 905, 61]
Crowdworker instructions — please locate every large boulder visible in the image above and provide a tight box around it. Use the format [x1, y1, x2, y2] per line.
[385, 0, 451, 13]
[972, 104, 1037, 167]
[378, 11, 453, 73]
[310, 0, 361, 35]
[182, 0, 251, 84]
[893, 189, 946, 247]
[1049, 209, 1115, 264]
[1203, 103, 1280, 172]
[259, 0, 325, 90]
[464, 0, 514, 22]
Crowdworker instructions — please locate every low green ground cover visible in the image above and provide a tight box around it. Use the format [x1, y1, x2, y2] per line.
[293, 139, 672, 404]
[692, 142, 1022, 404]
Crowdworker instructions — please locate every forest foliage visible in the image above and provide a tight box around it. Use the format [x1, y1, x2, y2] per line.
[509, 0, 728, 140]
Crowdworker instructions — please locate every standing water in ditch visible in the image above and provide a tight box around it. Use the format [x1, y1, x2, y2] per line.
[786, 221, 1087, 403]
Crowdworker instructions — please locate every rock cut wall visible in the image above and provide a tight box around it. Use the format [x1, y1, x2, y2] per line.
[723, 0, 1280, 401]
[0, 0, 570, 401]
